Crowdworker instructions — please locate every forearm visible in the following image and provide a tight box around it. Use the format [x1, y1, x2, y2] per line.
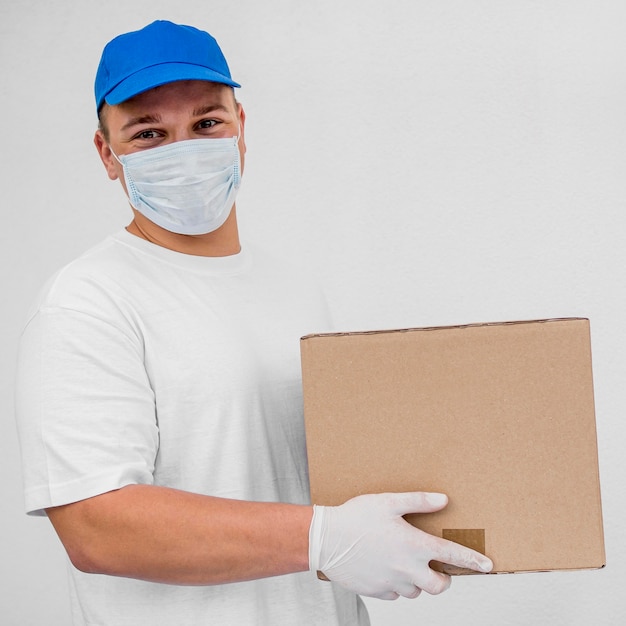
[46, 484, 312, 585]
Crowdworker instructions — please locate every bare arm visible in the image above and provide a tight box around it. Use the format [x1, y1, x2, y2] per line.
[46, 484, 312, 585]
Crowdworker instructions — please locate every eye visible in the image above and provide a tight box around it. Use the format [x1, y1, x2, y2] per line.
[133, 129, 161, 140]
[197, 119, 219, 129]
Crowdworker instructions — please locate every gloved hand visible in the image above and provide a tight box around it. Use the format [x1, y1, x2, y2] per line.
[308, 492, 493, 600]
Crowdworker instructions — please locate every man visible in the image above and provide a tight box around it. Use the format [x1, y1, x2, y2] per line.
[15, 20, 492, 625]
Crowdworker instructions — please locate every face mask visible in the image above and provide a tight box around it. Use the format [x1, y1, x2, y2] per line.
[112, 135, 241, 235]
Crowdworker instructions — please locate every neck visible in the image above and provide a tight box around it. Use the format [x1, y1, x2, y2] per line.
[126, 207, 241, 257]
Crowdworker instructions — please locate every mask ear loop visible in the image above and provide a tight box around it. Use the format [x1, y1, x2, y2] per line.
[108, 145, 123, 165]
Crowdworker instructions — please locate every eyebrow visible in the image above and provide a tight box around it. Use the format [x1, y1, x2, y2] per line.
[191, 104, 231, 117]
[120, 114, 162, 132]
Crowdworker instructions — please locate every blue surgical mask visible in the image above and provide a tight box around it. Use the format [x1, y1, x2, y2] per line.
[112, 135, 241, 235]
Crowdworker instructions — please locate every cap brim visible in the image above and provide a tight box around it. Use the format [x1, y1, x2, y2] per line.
[104, 62, 241, 106]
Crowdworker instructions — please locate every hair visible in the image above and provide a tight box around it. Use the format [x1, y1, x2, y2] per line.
[97, 105, 110, 142]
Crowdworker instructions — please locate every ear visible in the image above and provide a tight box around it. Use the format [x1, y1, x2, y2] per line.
[237, 103, 247, 158]
[94, 130, 120, 181]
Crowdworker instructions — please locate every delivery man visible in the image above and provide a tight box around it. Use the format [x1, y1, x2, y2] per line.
[15, 20, 492, 625]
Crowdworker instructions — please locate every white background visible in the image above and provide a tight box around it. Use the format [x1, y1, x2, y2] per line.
[2, 1, 625, 624]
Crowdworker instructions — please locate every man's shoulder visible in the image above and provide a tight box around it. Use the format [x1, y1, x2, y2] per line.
[30, 231, 140, 313]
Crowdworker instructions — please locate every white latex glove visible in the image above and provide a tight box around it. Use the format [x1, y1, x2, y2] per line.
[309, 492, 493, 600]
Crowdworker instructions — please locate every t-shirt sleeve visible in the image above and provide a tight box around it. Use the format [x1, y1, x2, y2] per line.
[15, 306, 159, 515]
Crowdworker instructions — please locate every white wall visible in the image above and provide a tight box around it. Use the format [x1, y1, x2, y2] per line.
[2, 1, 625, 623]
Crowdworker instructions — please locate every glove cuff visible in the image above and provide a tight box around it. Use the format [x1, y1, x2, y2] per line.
[308, 504, 326, 572]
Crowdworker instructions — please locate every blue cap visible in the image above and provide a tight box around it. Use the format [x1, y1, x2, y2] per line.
[95, 20, 241, 111]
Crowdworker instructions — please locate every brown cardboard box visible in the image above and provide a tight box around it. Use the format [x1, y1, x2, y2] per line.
[301, 318, 605, 575]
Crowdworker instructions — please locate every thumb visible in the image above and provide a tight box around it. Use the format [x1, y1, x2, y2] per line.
[386, 492, 449, 516]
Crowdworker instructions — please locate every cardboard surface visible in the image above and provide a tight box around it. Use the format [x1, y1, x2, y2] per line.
[301, 318, 605, 574]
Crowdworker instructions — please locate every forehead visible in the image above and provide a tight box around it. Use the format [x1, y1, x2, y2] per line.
[112, 80, 235, 110]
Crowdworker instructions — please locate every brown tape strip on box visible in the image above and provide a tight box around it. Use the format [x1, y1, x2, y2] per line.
[432, 529, 487, 575]
[442, 528, 486, 553]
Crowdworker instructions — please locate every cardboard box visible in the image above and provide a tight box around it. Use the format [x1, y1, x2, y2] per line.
[301, 318, 605, 574]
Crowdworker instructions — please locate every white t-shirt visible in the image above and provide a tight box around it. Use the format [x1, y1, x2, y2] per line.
[16, 230, 369, 626]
